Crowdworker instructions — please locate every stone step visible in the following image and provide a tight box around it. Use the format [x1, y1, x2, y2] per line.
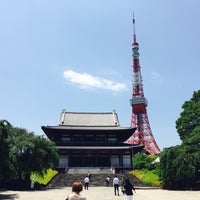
[67, 167, 113, 175]
[47, 169, 149, 188]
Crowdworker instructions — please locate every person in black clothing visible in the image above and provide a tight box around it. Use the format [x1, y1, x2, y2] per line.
[88, 172, 91, 181]
[123, 178, 136, 200]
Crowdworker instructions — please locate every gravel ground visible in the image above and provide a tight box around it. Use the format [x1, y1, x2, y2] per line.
[0, 187, 200, 200]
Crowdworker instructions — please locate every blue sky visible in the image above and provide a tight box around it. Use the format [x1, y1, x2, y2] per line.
[0, 0, 199, 151]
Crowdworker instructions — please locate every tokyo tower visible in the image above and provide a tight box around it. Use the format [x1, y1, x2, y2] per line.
[126, 16, 160, 155]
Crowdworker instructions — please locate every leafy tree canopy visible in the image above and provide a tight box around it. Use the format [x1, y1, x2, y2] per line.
[0, 120, 11, 182]
[133, 153, 159, 171]
[176, 90, 200, 141]
[0, 119, 59, 188]
[160, 90, 200, 189]
[160, 143, 199, 189]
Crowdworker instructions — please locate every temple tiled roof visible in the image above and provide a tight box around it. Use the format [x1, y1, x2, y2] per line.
[60, 110, 120, 127]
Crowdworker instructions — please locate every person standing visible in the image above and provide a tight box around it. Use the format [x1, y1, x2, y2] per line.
[65, 181, 86, 200]
[88, 172, 91, 181]
[30, 177, 34, 189]
[84, 176, 89, 190]
[113, 175, 120, 196]
[106, 176, 110, 187]
[123, 178, 136, 200]
[121, 175, 126, 195]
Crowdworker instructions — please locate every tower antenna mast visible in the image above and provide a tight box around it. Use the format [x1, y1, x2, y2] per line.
[133, 12, 137, 44]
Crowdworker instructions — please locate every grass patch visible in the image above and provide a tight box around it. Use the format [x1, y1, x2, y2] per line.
[30, 168, 58, 185]
[129, 169, 162, 187]
[141, 171, 161, 186]
[129, 169, 144, 179]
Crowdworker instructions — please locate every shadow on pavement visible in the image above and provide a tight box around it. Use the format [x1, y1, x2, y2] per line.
[0, 194, 18, 200]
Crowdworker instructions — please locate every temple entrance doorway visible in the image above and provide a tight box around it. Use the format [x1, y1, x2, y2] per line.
[84, 156, 96, 167]
[70, 156, 82, 167]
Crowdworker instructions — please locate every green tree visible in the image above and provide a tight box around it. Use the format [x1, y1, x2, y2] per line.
[176, 90, 200, 141]
[160, 90, 200, 189]
[0, 120, 11, 182]
[0, 120, 59, 188]
[8, 128, 36, 183]
[133, 153, 159, 171]
[160, 144, 198, 189]
[183, 127, 200, 185]
[7, 127, 59, 187]
[30, 135, 59, 172]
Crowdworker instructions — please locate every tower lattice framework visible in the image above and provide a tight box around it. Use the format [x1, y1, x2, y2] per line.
[126, 17, 160, 155]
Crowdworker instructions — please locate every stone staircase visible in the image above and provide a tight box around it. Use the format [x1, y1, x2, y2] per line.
[47, 167, 148, 188]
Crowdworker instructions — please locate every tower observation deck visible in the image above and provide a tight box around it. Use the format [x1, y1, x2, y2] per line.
[126, 16, 160, 155]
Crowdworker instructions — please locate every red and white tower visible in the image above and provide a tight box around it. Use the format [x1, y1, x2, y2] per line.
[127, 16, 160, 155]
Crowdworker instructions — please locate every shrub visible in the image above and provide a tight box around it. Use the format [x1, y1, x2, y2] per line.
[129, 169, 162, 187]
[141, 171, 161, 186]
[31, 168, 58, 185]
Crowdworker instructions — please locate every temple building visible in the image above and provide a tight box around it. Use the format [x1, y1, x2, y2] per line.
[41, 109, 144, 172]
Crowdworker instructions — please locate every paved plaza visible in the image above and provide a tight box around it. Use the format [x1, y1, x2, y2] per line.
[0, 187, 200, 200]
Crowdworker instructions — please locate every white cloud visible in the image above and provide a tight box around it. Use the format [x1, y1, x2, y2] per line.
[152, 71, 160, 79]
[151, 71, 163, 83]
[63, 70, 127, 91]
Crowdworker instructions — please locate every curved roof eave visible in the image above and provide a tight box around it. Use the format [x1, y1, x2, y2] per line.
[56, 144, 144, 150]
[41, 125, 137, 131]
